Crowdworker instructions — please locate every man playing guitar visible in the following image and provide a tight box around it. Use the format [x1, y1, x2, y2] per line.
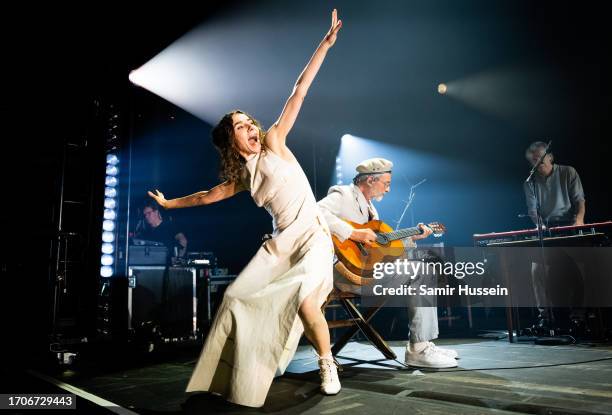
[318, 158, 458, 368]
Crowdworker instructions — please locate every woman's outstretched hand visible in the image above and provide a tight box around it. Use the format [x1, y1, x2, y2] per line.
[323, 9, 342, 48]
[147, 189, 168, 209]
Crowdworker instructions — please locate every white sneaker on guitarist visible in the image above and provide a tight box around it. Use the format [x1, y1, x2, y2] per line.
[405, 343, 457, 368]
[427, 341, 458, 359]
[318, 357, 341, 395]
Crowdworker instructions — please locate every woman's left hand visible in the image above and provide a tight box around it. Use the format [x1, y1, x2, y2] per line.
[148, 189, 168, 209]
[322, 9, 342, 48]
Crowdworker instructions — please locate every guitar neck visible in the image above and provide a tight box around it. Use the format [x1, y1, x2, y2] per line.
[380, 226, 421, 242]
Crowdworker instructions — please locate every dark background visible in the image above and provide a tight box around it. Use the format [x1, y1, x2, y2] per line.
[5, 0, 611, 362]
[120, 1, 609, 271]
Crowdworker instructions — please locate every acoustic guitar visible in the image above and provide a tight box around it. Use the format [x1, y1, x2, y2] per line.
[332, 220, 446, 285]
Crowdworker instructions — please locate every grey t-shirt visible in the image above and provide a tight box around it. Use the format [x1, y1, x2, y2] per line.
[523, 164, 585, 223]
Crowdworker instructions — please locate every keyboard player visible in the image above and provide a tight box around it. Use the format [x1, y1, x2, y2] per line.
[523, 141, 586, 332]
[523, 141, 586, 228]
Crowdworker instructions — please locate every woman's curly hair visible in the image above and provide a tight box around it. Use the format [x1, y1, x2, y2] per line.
[211, 110, 265, 183]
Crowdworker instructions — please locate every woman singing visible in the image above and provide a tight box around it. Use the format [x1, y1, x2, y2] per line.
[148, 10, 343, 407]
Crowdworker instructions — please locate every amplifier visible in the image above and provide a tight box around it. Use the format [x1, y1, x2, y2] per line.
[101, 266, 236, 340]
[197, 270, 237, 329]
[128, 246, 168, 265]
[127, 266, 197, 339]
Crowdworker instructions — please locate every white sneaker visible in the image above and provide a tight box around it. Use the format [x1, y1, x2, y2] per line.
[405, 343, 458, 368]
[427, 341, 459, 359]
[318, 357, 341, 395]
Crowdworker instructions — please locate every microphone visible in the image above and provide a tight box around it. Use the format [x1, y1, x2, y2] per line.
[412, 178, 427, 189]
[525, 140, 552, 183]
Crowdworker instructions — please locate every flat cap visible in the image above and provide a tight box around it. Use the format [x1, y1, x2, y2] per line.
[355, 158, 393, 174]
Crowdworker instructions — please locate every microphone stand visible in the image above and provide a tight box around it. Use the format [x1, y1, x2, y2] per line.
[524, 141, 559, 339]
[395, 178, 426, 230]
[525, 140, 552, 248]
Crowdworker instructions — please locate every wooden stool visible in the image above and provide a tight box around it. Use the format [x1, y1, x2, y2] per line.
[322, 287, 396, 360]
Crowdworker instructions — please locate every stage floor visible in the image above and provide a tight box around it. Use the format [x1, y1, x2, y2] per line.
[23, 339, 612, 414]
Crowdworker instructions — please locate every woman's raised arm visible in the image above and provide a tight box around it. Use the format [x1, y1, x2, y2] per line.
[265, 9, 342, 154]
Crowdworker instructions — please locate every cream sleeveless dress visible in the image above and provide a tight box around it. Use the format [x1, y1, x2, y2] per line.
[185, 149, 334, 407]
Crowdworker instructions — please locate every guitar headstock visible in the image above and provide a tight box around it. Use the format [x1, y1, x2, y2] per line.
[427, 222, 446, 237]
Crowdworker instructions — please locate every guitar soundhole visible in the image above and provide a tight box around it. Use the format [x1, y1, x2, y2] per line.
[376, 234, 389, 245]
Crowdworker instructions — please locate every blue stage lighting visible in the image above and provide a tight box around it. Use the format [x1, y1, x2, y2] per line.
[102, 231, 115, 243]
[100, 266, 113, 278]
[104, 198, 116, 209]
[105, 176, 118, 187]
[101, 243, 114, 255]
[101, 254, 114, 266]
[103, 209, 116, 220]
[102, 220, 115, 232]
[105, 187, 117, 198]
[106, 154, 119, 165]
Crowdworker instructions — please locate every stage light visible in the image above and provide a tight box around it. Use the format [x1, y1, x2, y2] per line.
[100, 114, 120, 279]
[101, 243, 114, 255]
[102, 220, 115, 232]
[341, 134, 352, 142]
[104, 187, 117, 198]
[103, 209, 116, 220]
[128, 70, 140, 86]
[104, 198, 116, 209]
[335, 157, 341, 164]
[100, 266, 113, 278]
[102, 231, 115, 243]
[106, 165, 119, 176]
[106, 154, 119, 165]
[438, 83, 447, 95]
[101, 254, 114, 266]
